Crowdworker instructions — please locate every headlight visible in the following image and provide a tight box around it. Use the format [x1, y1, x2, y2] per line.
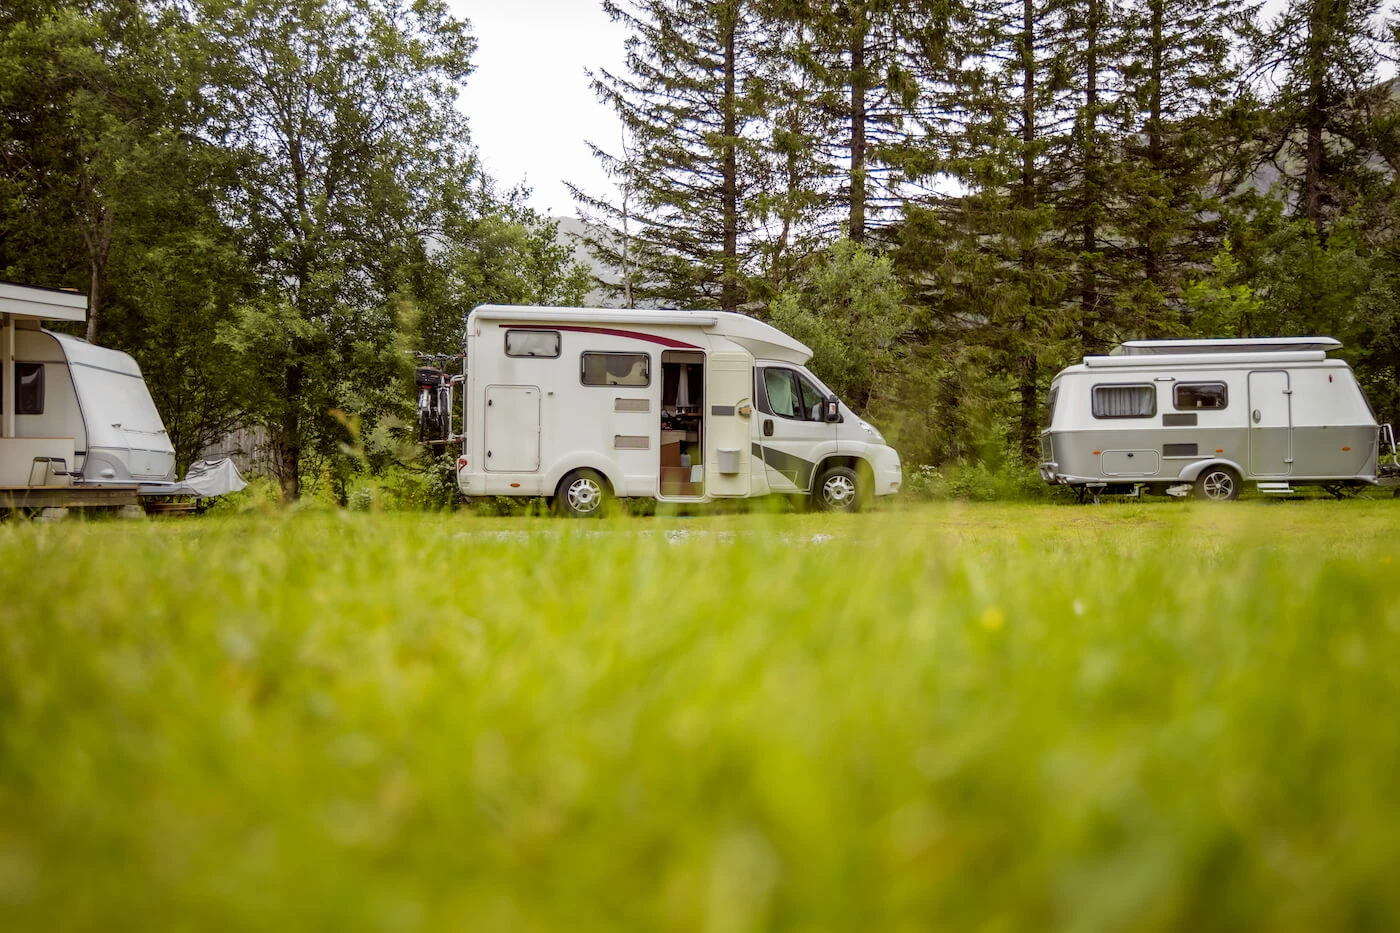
[861, 420, 886, 445]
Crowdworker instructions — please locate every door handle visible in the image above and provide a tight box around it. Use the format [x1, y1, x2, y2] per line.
[1252, 409, 1261, 424]
[763, 419, 774, 437]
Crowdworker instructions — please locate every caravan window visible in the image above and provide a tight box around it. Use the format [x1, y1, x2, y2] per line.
[505, 329, 560, 358]
[1092, 384, 1155, 419]
[0, 362, 44, 415]
[1174, 382, 1228, 410]
[581, 352, 650, 387]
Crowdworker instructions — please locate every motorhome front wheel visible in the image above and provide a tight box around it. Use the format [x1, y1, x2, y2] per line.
[556, 469, 610, 518]
[815, 465, 863, 513]
[1194, 467, 1240, 502]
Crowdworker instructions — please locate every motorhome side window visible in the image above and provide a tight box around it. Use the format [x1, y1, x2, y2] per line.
[1091, 384, 1155, 419]
[581, 351, 650, 386]
[1174, 382, 1227, 410]
[0, 362, 44, 415]
[759, 367, 824, 421]
[505, 329, 560, 358]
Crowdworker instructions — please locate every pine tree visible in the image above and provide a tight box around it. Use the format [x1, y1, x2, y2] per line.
[1252, 0, 1386, 237]
[1112, 0, 1256, 337]
[762, 0, 935, 244]
[900, 0, 1075, 461]
[1044, 0, 1125, 353]
[577, 0, 766, 309]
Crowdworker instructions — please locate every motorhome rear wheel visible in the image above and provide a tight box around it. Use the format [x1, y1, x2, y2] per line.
[1194, 466, 1240, 502]
[555, 469, 610, 518]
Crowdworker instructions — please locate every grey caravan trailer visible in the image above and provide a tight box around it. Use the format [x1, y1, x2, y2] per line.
[1038, 337, 1394, 500]
[453, 305, 903, 514]
[1, 281, 175, 504]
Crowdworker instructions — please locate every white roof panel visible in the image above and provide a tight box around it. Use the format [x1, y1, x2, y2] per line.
[0, 281, 87, 322]
[1116, 337, 1341, 356]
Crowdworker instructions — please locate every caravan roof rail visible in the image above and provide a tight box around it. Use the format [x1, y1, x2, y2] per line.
[1085, 350, 1330, 368]
[1115, 337, 1342, 356]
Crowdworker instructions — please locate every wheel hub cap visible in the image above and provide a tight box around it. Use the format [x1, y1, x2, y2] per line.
[1204, 473, 1233, 499]
[825, 476, 855, 507]
[569, 480, 600, 511]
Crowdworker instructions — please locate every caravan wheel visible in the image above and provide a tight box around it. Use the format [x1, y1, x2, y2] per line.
[555, 469, 611, 518]
[1193, 466, 1240, 502]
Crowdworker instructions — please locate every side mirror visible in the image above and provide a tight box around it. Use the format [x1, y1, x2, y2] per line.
[824, 396, 841, 423]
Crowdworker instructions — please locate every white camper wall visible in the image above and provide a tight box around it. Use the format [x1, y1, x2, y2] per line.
[49, 332, 175, 482]
[11, 327, 85, 447]
[1289, 363, 1376, 426]
[474, 320, 670, 497]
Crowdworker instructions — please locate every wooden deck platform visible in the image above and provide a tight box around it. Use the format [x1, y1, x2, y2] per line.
[0, 485, 141, 509]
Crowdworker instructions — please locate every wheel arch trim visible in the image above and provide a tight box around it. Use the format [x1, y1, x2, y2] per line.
[1177, 458, 1246, 484]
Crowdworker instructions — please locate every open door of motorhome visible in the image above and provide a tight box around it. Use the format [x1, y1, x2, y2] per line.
[705, 351, 753, 496]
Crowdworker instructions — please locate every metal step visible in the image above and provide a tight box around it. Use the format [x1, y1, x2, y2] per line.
[1256, 482, 1294, 495]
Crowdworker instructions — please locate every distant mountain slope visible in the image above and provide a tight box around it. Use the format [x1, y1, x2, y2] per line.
[551, 216, 623, 308]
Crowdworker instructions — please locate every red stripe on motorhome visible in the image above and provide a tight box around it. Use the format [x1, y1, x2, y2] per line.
[508, 324, 701, 349]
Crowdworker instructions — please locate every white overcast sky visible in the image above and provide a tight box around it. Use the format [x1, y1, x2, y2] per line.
[450, 0, 629, 218]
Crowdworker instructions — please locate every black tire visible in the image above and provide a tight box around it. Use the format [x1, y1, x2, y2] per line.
[1193, 466, 1240, 501]
[555, 469, 611, 518]
[812, 464, 864, 513]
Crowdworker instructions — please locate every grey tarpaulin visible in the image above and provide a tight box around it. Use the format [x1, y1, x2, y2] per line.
[139, 458, 248, 499]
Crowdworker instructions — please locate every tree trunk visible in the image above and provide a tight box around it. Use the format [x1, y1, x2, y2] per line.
[277, 361, 303, 501]
[1303, 0, 1329, 237]
[1018, 0, 1040, 461]
[1020, 0, 1035, 211]
[80, 209, 112, 345]
[720, 4, 740, 309]
[849, 2, 868, 244]
[1144, 0, 1164, 288]
[1079, 0, 1101, 352]
[86, 255, 104, 345]
[1020, 354, 1040, 462]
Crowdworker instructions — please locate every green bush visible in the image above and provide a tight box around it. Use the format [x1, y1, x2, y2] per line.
[904, 458, 1049, 501]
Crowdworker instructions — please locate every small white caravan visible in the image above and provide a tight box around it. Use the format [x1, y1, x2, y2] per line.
[1039, 337, 1396, 500]
[1, 281, 175, 497]
[454, 305, 902, 514]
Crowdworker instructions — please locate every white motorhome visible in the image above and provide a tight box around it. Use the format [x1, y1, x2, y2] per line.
[1, 281, 176, 499]
[1039, 337, 1396, 500]
[453, 305, 902, 514]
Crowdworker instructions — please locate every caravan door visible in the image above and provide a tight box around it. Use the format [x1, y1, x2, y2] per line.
[1248, 370, 1292, 476]
[705, 351, 753, 496]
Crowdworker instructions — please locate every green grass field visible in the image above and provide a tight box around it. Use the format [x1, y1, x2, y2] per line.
[3, 501, 1399, 931]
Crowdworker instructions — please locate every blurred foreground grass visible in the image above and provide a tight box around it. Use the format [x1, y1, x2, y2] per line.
[2, 501, 1399, 932]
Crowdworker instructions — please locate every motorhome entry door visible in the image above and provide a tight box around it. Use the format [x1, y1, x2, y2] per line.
[1248, 370, 1292, 476]
[705, 352, 753, 496]
[484, 385, 540, 472]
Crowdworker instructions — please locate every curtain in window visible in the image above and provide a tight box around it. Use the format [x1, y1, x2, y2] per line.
[1093, 385, 1154, 418]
